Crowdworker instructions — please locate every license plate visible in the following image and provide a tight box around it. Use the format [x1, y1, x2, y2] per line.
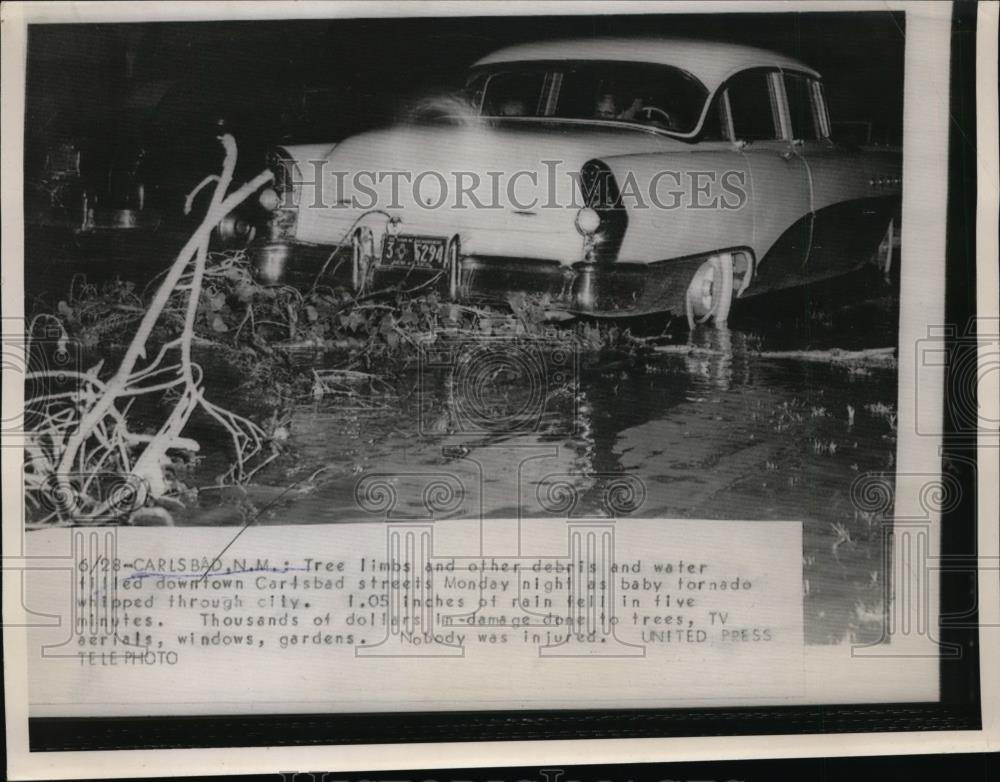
[381, 235, 447, 268]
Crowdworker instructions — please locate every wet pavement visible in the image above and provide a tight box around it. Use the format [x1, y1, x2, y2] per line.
[193, 269, 898, 645]
[25, 225, 899, 645]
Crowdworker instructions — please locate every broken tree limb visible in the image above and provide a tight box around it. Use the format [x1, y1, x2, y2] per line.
[37, 134, 275, 522]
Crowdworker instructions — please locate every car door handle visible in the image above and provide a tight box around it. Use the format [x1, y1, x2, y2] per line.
[782, 143, 804, 161]
[782, 139, 804, 160]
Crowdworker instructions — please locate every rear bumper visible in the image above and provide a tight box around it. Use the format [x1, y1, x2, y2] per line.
[250, 242, 696, 317]
[461, 256, 691, 316]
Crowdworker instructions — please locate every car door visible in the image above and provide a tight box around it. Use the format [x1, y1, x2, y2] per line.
[785, 71, 902, 281]
[722, 68, 813, 294]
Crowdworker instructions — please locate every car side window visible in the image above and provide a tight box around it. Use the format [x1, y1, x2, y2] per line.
[784, 72, 820, 140]
[725, 70, 779, 141]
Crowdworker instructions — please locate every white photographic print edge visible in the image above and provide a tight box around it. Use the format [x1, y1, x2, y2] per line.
[2, 0, 997, 778]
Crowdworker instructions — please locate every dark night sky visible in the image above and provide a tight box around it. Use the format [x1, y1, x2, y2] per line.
[25, 12, 904, 199]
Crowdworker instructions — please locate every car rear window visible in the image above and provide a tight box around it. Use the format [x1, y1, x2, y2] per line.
[479, 71, 547, 117]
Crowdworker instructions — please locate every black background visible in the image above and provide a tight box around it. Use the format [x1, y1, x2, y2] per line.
[26, 12, 905, 210]
[26, 11, 906, 134]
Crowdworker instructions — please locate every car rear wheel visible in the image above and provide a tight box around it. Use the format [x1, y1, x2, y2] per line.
[685, 252, 734, 329]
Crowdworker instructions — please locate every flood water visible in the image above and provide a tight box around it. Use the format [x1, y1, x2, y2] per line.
[23, 225, 899, 645]
[185, 268, 900, 645]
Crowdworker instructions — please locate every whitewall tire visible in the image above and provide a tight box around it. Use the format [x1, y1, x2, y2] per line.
[685, 252, 734, 329]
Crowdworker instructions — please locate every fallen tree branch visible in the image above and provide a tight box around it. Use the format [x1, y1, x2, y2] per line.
[27, 135, 276, 525]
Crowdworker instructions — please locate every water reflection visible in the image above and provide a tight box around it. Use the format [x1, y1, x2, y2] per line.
[277, 324, 894, 530]
[681, 326, 758, 391]
[201, 304, 898, 644]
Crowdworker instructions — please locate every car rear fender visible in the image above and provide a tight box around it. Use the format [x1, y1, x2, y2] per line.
[598, 148, 755, 265]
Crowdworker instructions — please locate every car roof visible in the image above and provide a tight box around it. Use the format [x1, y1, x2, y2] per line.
[473, 37, 820, 92]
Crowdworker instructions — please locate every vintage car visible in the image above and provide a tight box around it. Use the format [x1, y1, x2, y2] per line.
[242, 38, 902, 326]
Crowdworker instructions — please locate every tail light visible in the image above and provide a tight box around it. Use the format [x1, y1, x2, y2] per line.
[574, 207, 602, 235]
[263, 148, 300, 242]
[258, 188, 281, 211]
